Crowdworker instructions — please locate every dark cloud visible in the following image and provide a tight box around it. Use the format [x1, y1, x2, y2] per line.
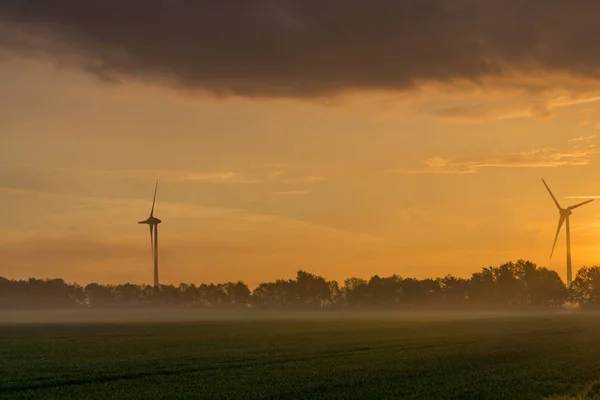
[0, 1, 600, 97]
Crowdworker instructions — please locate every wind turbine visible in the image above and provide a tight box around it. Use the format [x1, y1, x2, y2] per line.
[542, 178, 593, 286]
[138, 180, 162, 290]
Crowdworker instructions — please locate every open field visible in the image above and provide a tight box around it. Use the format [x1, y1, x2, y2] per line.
[2, 311, 600, 399]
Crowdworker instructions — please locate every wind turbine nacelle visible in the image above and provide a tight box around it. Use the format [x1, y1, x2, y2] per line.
[560, 209, 573, 217]
[138, 217, 162, 225]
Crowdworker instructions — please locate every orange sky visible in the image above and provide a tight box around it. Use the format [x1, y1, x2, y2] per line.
[2, 2, 600, 286]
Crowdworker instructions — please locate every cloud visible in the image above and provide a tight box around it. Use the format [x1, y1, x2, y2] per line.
[2, 1, 600, 98]
[429, 94, 600, 122]
[430, 104, 540, 122]
[569, 135, 597, 143]
[551, 95, 600, 108]
[281, 175, 326, 184]
[430, 104, 493, 121]
[90, 169, 239, 182]
[271, 190, 310, 196]
[391, 146, 597, 175]
[0, 165, 326, 197]
[174, 172, 237, 182]
[98, 168, 326, 185]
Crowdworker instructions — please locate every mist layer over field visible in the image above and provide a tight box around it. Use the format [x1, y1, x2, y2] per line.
[0, 308, 581, 325]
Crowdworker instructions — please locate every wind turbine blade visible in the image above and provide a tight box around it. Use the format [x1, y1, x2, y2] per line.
[542, 179, 562, 210]
[550, 215, 566, 258]
[567, 199, 594, 210]
[149, 224, 154, 259]
[150, 179, 158, 217]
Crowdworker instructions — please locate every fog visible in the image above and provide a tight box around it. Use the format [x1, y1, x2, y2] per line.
[0, 308, 581, 325]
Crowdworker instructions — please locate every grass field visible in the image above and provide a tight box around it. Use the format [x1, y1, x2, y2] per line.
[2, 311, 600, 399]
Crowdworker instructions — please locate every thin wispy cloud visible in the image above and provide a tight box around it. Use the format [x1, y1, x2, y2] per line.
[0, 182, 380, 243]
[568, 135, 597, 143]
[263, 164, 327, 182]
[176, 172, 237, 182]
[89, 169, 238, 182]
[0, 186, 390, 285]
[281, 175, 326, 183]
[430, 94, 600, 122]
[550, 94, 595, 111]
[272, 190, 310, 196]
[78, 168, 325, 185]
[390, 146, 597, 175]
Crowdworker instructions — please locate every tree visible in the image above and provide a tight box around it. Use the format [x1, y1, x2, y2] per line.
[343, 277, 368, 307]
[85, 283, 116, 308]
[224, 281, 251, 307]
[114, 283, 144, 306]
[253, 280, 288, 308]
[179, 283, 199, 307]
[440, 275, 469, 306]
[156, 284, 182, 306]
[0, 259, 571, 310]
[570, 266, 600, 307]
[295, 271, 331, 308]
[491, 262, 522, 306]
[366, 275, 402, 308]
[469, 267, 496, 305]
[515, 260, 566, 307]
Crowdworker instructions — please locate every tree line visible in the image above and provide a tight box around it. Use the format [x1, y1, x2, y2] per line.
[2, 260, 600, 310]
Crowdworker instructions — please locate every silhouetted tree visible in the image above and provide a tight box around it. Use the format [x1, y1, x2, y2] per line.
[0, 259, 573, 310]
[252, 279, 298, 308]
[469, 267, 496, 305]
[492, 262, 522, 305]
[440, 275, 469, 306]
[224, 281, 251, 307]
[328, 280, 342, 307]
[366, 275, 402, 308]
[570, 266, 600, 307]
[31, 278, 84, 308]
[515, 260, 566, 308]
[179, 283, 200, 307]
[114, 283, 144, 306]
[295, 271, 331, 308]
[468, 260, 567, 308]
[85, 283, 116, 308]
[156, 284, 183, 306]
[342, 277, 368, 307]
[199, 284, 228, 307]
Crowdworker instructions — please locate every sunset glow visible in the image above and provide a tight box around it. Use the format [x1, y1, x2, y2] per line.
[2, 2, 600, 287]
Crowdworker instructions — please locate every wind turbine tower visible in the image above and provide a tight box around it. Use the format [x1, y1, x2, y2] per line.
[138, 180, 162, 290]
[542, 179, 593, 286]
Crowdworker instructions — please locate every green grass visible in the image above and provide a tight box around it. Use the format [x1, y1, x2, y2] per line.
[2, 312, 600, 399]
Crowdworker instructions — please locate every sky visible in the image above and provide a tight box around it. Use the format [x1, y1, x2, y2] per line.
[2, 1, 600, 286]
